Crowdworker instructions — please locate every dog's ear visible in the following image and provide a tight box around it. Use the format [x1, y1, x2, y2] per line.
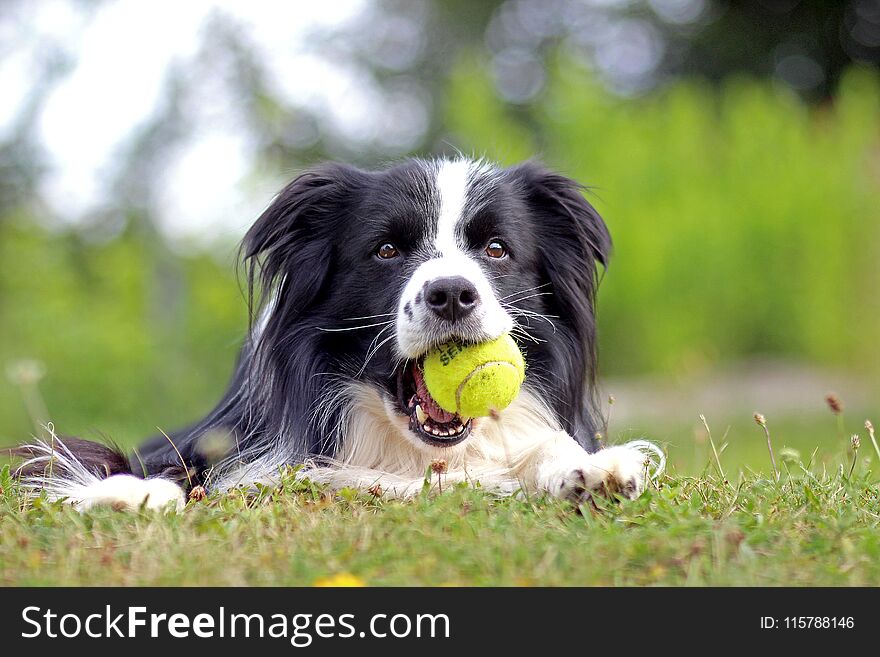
[512, 161, 612, 447]
[513, 161, 611, 305]
[242, 163, 362, 321]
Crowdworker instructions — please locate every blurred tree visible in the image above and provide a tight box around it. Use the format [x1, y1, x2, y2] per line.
[464, 0, 880, 101]
[657, 0, 880, 101]
[324, 0, 504, 157]
[3, 0, 878, 240]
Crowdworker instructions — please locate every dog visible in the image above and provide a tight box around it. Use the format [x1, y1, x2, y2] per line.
[12, 157, 663, 510]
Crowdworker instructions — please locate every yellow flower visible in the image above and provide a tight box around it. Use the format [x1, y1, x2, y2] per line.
[313, 573, 366, 587]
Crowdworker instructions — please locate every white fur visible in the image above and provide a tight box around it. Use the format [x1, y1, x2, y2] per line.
[434, 158, 471, 255]
[396, 254, 513, 358]
[292, 383, 665, 500]
[16, 437, 184, 512]
[396, 158, 513, 358]
[71, 475, 185, 511]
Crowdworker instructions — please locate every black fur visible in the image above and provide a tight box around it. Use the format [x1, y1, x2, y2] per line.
[10, 437, 130, 479]
[510, 162, 611, 445]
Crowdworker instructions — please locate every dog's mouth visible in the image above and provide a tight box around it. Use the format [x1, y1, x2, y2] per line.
[396, 360, 472, 448]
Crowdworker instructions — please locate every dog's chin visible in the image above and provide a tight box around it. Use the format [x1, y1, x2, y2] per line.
[382, 399, 476, 457]
[382, 360, 476, 453]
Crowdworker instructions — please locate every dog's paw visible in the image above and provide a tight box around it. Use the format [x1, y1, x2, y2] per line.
[76, 475, 186, 512]
[546, 442, 662, 504]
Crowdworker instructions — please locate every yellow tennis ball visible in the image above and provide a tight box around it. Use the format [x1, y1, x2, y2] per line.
[422, 334, 525, 418]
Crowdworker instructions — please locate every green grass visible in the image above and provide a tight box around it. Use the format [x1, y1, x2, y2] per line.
[3, 394, 877, 586]
[619, 411, 879, 476]
[3, 442, 880, 586]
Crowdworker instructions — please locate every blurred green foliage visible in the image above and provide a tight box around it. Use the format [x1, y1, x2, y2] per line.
[0, 224, 246, 445]
[448, 57, 880, 377]
[1, 60, 878, 449]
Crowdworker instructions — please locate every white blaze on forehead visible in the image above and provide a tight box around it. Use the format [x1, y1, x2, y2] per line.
[395, 158, 512, 359]
[434, 158, 473, 255]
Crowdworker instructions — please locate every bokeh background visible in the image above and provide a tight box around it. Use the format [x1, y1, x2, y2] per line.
[2, 0, 879, 475]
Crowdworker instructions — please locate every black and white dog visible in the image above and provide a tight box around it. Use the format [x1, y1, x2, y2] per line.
[14, 158, 663, 510]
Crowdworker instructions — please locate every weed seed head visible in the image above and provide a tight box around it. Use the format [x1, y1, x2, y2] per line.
[5, 359, 45, 386]
[825, 393, 843, 415]
[188, 485, 207, 502]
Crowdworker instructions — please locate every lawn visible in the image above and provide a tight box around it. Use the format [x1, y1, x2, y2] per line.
[3, 422, 880, 586]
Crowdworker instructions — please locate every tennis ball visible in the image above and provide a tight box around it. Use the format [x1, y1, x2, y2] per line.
[422, 334, 525, 418]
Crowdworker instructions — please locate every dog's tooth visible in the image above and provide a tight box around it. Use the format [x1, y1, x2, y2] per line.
[415, 405, 427, 424]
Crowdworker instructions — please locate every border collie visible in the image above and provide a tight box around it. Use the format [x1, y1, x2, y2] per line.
[12, 158, 663, 510]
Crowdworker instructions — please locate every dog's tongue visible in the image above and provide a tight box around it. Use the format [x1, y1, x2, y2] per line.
[413, 365, 456, 423]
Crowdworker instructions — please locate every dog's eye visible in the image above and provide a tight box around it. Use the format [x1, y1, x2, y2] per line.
[376, 242, 399, 259]
[485, 240, 507, 259]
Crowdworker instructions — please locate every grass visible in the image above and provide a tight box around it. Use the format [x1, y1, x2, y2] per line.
[2, 376, 878, 586]
[619, 410, 878, 476]
[3, 435, 880, 586]
[2, 380, 878, 586]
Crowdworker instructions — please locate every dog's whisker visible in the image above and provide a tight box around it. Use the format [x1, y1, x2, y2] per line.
[340, 313, 397, 321]
[316, 320, 394, 332]
[503, 304, 558, 333]
[508, 322, 545, 344]
[501, 291, 554, 305]
[356, 324, 395, 376]
[499, 282, 552, 300]
[502, 304, 559, 318]
[504, 307, 558, 321]
[358, 332, 397, 377]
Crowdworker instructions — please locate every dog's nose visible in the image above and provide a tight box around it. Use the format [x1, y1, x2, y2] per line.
[424, 276, 480, 323]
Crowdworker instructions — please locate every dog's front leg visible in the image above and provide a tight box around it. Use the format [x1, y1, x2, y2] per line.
[529, 431, 661, 503]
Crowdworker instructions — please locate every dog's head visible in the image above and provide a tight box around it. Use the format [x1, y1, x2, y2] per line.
[243, 158, 610, 454]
